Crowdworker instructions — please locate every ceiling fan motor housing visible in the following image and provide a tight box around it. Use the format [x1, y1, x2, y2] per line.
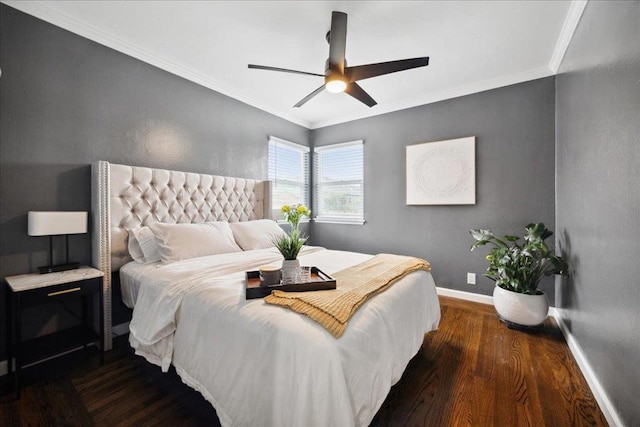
[324, 58, 349, 90]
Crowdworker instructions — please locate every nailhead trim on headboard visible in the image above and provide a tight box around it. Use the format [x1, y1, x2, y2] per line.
[91, 161, 272, 351]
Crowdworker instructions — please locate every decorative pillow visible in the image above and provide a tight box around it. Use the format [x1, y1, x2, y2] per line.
[128, 226, 161, 264]
[149, 222, 242, 263]
[229, 219, 286, 251]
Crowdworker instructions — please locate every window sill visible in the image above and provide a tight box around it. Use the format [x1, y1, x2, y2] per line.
[313, 218, 366, 225]
[275, 219, 311, 225]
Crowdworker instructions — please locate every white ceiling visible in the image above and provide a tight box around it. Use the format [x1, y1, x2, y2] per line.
[4, 1, 586, 129]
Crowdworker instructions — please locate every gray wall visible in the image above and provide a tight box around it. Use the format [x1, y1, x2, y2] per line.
[555, 1, 640, 425]
[5, 7, 636, 424]
[0, 5, 308, 357]
[311, 77, 556, 302]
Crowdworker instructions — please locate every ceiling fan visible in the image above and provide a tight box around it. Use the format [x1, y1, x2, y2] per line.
[248, 11, 429, 108]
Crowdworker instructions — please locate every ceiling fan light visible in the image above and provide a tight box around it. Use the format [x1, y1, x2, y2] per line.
[325, 76, 347, 93]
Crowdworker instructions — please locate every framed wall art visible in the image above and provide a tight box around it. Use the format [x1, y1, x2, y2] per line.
[406, 136, 476, 205]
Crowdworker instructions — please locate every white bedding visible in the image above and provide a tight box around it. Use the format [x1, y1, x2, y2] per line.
[123, 246, 440, 427]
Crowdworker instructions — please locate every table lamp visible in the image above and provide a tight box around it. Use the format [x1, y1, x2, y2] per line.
[28, 211, 88, 274]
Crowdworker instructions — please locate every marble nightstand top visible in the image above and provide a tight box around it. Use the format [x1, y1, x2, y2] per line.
[5, 266, 104, 292]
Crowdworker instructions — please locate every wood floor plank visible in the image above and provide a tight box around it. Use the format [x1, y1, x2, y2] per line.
[74, 359, 138, 392]
[40, 379, 94, 426]
[0, 296, 607, 426]
[469, 315, 496, 427]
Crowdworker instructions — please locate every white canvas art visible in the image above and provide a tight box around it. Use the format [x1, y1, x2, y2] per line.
[406, 136, 476, 205]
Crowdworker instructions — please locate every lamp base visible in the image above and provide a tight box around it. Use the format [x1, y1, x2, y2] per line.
[38, 262, 80, 274]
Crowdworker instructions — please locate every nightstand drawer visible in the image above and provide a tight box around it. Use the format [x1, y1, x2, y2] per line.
[20, 278, 101, 307]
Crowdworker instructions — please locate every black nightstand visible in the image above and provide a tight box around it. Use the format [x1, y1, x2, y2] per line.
[5, 266, 104, 396]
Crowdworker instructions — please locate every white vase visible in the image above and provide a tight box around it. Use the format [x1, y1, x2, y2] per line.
[493, 285, 549, 328]
[281, 259, 300, 284]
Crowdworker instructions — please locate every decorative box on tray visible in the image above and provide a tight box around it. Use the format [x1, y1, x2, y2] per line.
[245, 267, 336, 299]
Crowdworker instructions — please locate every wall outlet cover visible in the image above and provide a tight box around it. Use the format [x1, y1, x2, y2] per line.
[467, 272, 476, 285]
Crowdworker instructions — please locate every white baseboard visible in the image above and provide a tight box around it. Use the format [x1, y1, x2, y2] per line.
[553, 310, 624, 427]
[436, 286, 562, 316]
[436, 286, 494, 305]
[112, 322, 130, 337]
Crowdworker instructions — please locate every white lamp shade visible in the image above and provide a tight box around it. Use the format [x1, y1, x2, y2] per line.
[28, 211, 88, 236]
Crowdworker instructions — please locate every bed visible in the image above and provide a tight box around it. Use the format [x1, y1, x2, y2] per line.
[91, 161, 440, 427]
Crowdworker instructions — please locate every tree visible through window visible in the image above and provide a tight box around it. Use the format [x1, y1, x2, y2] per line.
[314, 141, 364, 223]
[268, 136, 309, 219]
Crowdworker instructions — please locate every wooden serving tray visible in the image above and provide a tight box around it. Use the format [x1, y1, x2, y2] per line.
[245, 267, 336, 300]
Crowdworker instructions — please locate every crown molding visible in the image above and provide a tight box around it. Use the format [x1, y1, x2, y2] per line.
[309, 65, 553, 129]
[1, 0, 312, 129]
[549, 0, 588, 73]
[3, 0, 581, 131]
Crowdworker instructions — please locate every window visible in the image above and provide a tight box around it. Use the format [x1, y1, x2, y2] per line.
[314, 140, 364, 224]
[268, 136, 310, 219]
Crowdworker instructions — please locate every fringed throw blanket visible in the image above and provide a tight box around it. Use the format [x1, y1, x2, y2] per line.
[264, 254, 431, 338]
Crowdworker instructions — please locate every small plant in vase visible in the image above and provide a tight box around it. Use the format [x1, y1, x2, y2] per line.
[274, 228, 306, 261]
[470, 223, 568, 328]
[275, 204, 311, 282]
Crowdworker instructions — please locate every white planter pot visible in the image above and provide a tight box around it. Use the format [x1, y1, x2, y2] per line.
[281, 259, 300, 284]
[493, 285, 549, 327]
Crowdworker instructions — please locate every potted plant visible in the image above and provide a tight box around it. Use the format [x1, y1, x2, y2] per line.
[470, 223, 568, 328]
[274, 204, 311, 282]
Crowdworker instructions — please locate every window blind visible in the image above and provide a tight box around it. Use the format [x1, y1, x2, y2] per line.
[268, 136, 310, 219]
[314, 140, 364, 224]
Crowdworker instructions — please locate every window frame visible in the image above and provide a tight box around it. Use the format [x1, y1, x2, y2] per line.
[268, 136, 310, 222]
[313, 140, 365, 225]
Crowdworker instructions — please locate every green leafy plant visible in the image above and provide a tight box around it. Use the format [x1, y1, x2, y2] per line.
[273, 228, 307, 260]
[470, 223, 568, 294]
[274, 204, 311, 260]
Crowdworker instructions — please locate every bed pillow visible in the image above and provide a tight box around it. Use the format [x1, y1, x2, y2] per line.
[149, 221, 242, 263]
[128, 226, 161, 264]
[229, 219, 287, 251]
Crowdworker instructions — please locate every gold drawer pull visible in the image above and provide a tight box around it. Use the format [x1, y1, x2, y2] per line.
[48, 287, 81, 297]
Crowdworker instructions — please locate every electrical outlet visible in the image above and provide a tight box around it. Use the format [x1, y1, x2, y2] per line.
[467, 272, 476, 285]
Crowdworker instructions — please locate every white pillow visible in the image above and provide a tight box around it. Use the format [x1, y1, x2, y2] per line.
[229, 219, 286, 251]
[149, 222, 242, 263]
[128, 226, 161, 264]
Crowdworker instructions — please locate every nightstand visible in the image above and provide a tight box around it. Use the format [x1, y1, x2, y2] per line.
[5, 266, 104, 396]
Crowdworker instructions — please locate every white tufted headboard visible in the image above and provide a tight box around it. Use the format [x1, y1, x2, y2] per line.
[91, 161, 272, 350]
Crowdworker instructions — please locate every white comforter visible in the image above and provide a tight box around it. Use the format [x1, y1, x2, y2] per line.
[126, 246, 440, 427]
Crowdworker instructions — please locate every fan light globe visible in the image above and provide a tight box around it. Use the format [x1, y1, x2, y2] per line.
[325, 78, 347, 93]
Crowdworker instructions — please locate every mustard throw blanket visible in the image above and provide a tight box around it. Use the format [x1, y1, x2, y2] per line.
[264, 254, 431, 338]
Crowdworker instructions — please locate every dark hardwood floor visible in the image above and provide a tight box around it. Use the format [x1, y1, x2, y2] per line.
[0, 296, 607, 426]
[371, 297, 607, 426]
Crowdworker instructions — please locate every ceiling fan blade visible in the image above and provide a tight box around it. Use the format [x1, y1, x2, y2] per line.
[294, 85, 325, 108]
[328, 11, 348, 73]
[248, 64, 324, 78]
[345, 82, 377, 107]
[346, 57, 429, 82]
